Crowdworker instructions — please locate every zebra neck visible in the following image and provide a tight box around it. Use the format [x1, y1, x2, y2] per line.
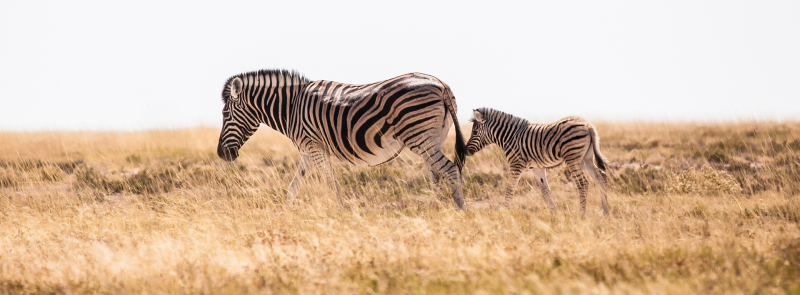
[235, 69, 310, 135]
[489, 122, 524, 151]
[248, 87, 299, 135]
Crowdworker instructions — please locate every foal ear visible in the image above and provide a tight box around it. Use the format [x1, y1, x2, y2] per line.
[229, 77, 243, 101]
[473, 109, 485, 123]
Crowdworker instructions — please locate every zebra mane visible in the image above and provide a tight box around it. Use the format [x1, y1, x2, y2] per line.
[221, 69, 310, 103]
[471, 108, 530, 127]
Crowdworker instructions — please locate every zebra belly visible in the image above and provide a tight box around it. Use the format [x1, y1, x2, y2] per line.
[330, 137, 404, 166]
[528, 161, 564, 170]
[362, 138, 404, 166]
[525, 156, 565, 170]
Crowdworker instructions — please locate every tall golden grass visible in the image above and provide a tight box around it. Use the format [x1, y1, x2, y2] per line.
[0, 122, 799, 294]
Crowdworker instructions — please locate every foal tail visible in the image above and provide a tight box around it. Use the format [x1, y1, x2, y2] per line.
[588, 124, 608, 173]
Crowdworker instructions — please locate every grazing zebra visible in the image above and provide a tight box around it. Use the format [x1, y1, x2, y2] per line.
[217, 69, 467, 208]
[466, 108, 610, 214]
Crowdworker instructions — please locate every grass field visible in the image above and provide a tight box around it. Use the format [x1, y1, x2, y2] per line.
[1, 122, 799, 294]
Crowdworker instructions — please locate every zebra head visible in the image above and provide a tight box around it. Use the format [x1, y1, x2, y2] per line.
[218, 76, 260, 162]
[466, 109, 491, 156]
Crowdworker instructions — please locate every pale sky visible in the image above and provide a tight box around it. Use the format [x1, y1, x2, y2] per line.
[1, 1, 798, 131]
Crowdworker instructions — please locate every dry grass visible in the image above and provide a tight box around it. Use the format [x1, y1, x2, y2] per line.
[1, 122, 799, 294]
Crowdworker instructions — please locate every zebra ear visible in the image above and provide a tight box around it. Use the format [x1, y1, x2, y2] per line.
[473, 109, 485, 123]
[229, 77, 243, 101]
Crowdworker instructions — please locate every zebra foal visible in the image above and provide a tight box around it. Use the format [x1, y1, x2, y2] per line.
[217, 70, 467, 208]
[466, 108, 610, 214]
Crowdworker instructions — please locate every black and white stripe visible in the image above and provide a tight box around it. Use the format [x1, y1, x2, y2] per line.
[466, 108, 609, 214]
[217, 70, 467, 208]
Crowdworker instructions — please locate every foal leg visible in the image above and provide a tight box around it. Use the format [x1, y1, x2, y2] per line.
[582, 150, 610, 215]
[286, 154, 311, 206]
[530, 168, 557, 211]
[566, 158, 591, 214]
[504, 166, 525, 206]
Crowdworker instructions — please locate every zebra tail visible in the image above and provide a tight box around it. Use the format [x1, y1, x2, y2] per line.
[588, 125, 608, 172]
[443, 86, 466, 173]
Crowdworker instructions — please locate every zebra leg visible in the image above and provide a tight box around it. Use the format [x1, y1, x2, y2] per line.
[567, 160, 590, 215]
[425, 162, 442, 187]
[409, 146, 464, 209]
[309, 149, 345, 208]
[530, 168, 557, 211]
[286, 154, 311, 206]
[504, 166, 525, 205]
[427, 114, 451, 189]
[583, 151, 609, 215]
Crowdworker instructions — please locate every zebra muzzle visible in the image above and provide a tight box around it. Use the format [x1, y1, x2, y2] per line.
[465, 147, 477, 156]
[217, 146, 239, 162]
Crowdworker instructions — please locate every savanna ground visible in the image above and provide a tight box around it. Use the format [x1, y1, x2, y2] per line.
[1, 122, 799, 294]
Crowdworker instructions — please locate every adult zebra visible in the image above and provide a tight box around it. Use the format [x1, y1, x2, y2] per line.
[466, 108, 610, 214]
[217, 70, 467, 208]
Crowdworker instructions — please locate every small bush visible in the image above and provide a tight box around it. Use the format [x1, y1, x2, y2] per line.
[669, 166, 741, 196]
